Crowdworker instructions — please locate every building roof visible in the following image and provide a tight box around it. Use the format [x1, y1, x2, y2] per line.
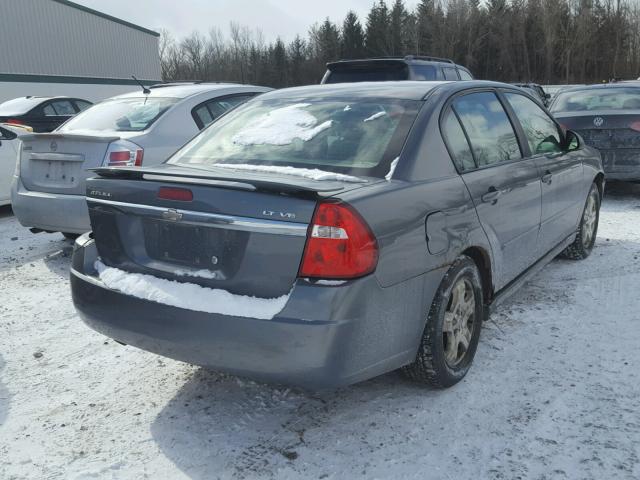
[51, 0, 159, 37]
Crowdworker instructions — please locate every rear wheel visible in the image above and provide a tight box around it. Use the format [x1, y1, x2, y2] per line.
[62, 232, 79, 241]
[560, 182, 600, 260]
[402, 256, 484, 388]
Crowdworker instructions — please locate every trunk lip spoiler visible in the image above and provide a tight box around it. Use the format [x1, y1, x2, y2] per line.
[86, 197, 309, 236]
[89, 166, 365, 194]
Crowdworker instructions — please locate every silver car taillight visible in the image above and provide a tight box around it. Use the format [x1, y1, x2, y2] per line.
[103, 139, 144, 167]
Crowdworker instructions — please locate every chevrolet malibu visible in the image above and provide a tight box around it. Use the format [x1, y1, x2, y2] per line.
[71, 81, 603, 389]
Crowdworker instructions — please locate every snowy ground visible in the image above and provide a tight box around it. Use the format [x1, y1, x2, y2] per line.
[1, 184, 639, 480]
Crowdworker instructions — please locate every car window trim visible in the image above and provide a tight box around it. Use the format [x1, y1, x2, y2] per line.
[441, 87, 525, 173]
[190, 92, 257, 130]
[439, 106, 477, 173]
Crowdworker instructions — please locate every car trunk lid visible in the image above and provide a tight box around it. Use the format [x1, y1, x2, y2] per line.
[20, 133, 119, 195]
[86, 164, 374, 298]
[555, 110, 640, 150]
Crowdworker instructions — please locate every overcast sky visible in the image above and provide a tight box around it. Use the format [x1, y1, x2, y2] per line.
[75, 0, 420, 42]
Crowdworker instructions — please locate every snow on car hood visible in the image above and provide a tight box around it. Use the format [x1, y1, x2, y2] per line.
[211, 164, 366, 183]
[95, 260, 290, 320]
[232, 103, 332, 146]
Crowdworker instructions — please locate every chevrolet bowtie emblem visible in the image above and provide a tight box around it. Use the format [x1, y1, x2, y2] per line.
[162, 209, 183, 221]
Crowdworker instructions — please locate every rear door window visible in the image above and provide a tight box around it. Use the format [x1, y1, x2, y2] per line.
[192, 94, 255, 129]
[441, 108, 476, 171]
[74, 100, 93, 112]
[42, 103, 57, 116]
[51, 100, 76, 116]
[504, 92, 562, 155]
[452, 91, 521, 167]
[459, 69, 473, 80]
[443, 68, 459, 81]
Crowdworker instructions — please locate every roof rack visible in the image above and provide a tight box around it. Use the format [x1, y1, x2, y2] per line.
[404, 55, 455, 64]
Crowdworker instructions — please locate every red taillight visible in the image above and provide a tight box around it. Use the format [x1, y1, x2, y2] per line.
[630, 121, 640, 132]
[299, 201, 378, 279]
[109, 151, 131, 164]
[6, 118, 24, 126]
[105, 141, 144, 167]
[157, 187, 193, 201]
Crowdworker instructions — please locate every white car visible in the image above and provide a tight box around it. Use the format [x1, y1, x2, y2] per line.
[0, 124, 32, 206]
[11, 83, 272, 237]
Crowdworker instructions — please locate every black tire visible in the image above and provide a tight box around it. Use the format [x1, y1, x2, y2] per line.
[402, 255, 484, 388]
[560, 182, 600, 260]
[62, 232, 79, 241]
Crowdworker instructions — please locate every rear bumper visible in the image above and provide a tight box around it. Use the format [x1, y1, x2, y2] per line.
[70, 234, 443, 389]
[10, 176, 91, 233]
[600, 150, 640, 181]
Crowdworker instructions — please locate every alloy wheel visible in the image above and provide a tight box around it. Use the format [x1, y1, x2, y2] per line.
[582, 191, 598, 248]
[442, 278, 476, 367]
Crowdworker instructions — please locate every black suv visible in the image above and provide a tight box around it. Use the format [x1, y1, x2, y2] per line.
[321, 55, 474, 84]
[0, 96, 93, 132]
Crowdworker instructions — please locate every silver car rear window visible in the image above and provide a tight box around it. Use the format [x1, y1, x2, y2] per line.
[58, 97, 179, 132]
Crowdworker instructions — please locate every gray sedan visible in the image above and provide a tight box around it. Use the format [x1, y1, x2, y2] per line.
[11, 83, 271, 237]
[71, 81, 603, 389]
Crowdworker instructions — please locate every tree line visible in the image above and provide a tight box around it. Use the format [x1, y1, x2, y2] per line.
[159, 0, 640, 87]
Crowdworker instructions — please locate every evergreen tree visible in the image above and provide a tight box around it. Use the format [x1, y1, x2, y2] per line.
[390, 0, 410, 56]
[365, 1, 391, 56]
[341, 11, 366, 59]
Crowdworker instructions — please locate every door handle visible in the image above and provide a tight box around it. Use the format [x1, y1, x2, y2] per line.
[541, 170, 553, 184]
[481, 187, 502, 204]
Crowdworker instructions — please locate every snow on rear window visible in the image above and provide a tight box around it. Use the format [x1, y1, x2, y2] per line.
[95, 260, 290, 320]
[232, 103, 332, 146]
[211, 164, 366, 183]
[363, 111, 387, 122]
[169, 97, 420, 179]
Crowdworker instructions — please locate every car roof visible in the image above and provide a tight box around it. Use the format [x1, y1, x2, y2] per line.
[557, 83, 640, 94]
[258, 80, 513, 102]
[113, 83, 270, 100]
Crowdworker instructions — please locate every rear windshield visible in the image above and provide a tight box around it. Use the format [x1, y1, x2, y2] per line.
[168, 98, 421, 178]
[325, 65, 409, 84]
[58, 97, 178, 133]
[551, 88, 640, 112]
[0, 97, 46, 116]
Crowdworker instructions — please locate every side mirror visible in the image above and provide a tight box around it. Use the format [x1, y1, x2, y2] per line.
[563, 130, 580, 152]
